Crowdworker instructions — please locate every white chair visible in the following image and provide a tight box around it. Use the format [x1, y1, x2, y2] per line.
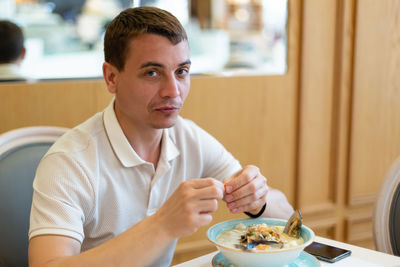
[373, 155, 400, 256]
[0, 126, 68, 267]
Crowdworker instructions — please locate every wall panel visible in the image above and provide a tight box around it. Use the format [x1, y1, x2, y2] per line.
[0, 80, 111, 133]
[297, 0, 338, 214]
[348, 0, 400, 206]
[345, 213, 374, 249]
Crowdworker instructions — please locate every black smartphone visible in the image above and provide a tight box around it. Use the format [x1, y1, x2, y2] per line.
[304, 241, 352, 263]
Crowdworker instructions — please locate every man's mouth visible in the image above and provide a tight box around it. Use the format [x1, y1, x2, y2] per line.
[154, 106, 180, 114]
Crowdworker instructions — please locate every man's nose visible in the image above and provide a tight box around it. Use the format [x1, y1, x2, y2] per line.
[159, 74, 180, 98]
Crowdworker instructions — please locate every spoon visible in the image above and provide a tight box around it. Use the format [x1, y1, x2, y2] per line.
[283, 209, 303, 238]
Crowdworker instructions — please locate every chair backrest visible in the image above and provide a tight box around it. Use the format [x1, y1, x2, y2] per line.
[0, 126, 68, 267]
[373, 155, 400, 256]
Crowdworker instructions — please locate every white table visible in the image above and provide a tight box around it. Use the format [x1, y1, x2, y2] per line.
[174, 236, 400, 267]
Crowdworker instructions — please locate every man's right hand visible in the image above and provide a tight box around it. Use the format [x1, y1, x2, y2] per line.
[154, 178, 225, 238]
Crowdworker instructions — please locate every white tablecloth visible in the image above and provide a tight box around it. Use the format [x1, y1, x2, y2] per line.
[174, 236, 400, 267]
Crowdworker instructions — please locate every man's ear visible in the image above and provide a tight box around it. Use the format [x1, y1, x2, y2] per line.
[20, 47, 26, 60]
[103, 62, 119, 94]
[16, 47, 26, 65]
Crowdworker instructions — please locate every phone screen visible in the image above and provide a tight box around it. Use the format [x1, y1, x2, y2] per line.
[304, 242, 351, 263]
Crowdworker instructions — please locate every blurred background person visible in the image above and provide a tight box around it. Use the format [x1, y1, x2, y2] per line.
[0, 19, 29, 81]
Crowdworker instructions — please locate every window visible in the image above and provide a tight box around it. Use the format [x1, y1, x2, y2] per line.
[0, 0, 287, 80]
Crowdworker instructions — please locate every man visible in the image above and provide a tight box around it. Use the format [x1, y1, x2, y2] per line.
[0, 20, 27, 81]
[28, 7, 293, 267]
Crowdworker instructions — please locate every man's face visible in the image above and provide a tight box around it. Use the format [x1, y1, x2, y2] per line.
[112, 34, 191, 131]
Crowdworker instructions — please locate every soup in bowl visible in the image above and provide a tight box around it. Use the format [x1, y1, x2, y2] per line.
[207, 217, 315, 267]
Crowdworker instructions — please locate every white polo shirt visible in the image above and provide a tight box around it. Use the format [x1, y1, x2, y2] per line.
[29, 100, 242, 266]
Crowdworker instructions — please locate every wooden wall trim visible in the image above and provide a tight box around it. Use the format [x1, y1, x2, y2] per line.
[301, 202, 336, 216]
[330, 0, 357, 240]
[343, 0, 358, 207]
[297, 0, 338, 210]
[345, 212, 373, 243]
[349, 194, 376, 207]
[306, 217, 337, 229]
[293, 0, 304, 208]
[346, 212, 372, 222]
[331, 0, 357, 206]
[304, 217, 337, 239]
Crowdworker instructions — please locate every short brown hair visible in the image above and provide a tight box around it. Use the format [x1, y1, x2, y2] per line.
[0, 20, 24, 63]
[104, 6, 187, 71]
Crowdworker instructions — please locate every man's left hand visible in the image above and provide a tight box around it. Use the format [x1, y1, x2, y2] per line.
[223, 165, 268, 214]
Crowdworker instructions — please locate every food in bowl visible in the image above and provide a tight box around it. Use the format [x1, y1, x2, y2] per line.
[207, 211, 315, 267]
[216, 222, 305, 251]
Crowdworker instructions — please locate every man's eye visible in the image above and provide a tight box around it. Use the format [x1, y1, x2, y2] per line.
[146, 70, 157, 77]
[177, 68, 189, 76]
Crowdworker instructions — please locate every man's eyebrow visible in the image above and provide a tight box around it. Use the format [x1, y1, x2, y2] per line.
[140, 62, 163, 68]
[140, 60, 191, 69]
[179, 60, 191, 66]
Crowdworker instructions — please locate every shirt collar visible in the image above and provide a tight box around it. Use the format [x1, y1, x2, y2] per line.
[160, 125, 180, 165]
[0, 63, 24, 80]
[103, 99, 180, 167]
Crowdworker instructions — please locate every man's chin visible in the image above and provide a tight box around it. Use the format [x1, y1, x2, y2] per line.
[151, 118, 178, 129]
[153, 123, 175, 129]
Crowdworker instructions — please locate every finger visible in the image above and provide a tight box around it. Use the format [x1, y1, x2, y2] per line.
[195, 213, 213, 227]
[189, 178, 224, 190]
[226, 186, 267, 211]
[196, 185, 224, 200]
[179, 180, 224, 204]
[182, 212, 213, 233]
[224, 165, 259, 194]
[193, 199, 219, 214]
[225, 175, 267, 202]
[228, 197, 266, 214]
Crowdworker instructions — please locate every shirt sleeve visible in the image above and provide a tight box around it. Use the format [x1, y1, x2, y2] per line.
[263, 188, 294, 219]
[29, 152, 95, 243]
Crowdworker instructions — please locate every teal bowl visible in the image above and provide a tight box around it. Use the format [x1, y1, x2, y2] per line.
[207, 218, 315, 267]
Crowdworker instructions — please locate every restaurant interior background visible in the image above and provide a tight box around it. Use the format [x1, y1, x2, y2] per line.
[0, 0, 287, 79]
[1, 0, 400, 265]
